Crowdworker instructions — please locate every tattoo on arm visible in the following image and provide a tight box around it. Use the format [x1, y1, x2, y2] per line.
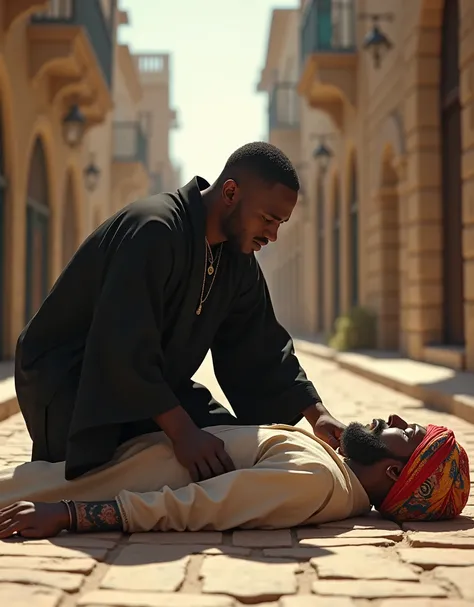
[74, 501, 124, 533]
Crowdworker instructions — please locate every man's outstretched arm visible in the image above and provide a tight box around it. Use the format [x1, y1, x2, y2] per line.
[0, 463, 333, 538]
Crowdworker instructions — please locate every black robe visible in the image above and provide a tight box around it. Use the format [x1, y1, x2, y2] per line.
[15, 177, 320, 479]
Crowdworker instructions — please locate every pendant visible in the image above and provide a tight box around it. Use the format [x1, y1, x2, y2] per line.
[207, 265, 214, 276]
[196, 305, 202, 315]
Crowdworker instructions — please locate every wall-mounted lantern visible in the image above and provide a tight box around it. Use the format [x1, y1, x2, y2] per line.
[310, 133, 336, 174]
[312, 142, 334, 173]
[359, 13, 394, 69]
[62, 104, 86, 148]
[83, 154, 101, 192]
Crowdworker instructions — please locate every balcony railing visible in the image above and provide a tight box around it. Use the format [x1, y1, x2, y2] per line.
[113, 122, 149, 169]
[269, 83, 299, 130]
[301, 0, 356, 63]
[136, 53, 168, 74]
[32, 0, 114, 87]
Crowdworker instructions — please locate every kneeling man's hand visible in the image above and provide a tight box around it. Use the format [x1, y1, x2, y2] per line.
[312, 413, 346, 451]
[172, 427, 236, 482]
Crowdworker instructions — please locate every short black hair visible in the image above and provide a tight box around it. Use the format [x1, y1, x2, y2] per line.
[220, 142, 300, 192]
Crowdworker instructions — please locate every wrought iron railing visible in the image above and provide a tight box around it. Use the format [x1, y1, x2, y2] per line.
[301, 0, 356, 64]
[269, 83, 300, 130]
[113, 122, 149, 169]
[32, 0, 114, 87]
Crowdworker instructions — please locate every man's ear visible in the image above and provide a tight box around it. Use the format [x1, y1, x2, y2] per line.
[385, 460, 404, 482]
[222, 179, 238, 207]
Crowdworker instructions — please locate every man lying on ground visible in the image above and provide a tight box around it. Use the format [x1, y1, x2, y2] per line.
[0, 415, 469, 539]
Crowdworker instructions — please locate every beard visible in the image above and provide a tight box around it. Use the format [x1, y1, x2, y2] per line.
[340, 419, 391, 465]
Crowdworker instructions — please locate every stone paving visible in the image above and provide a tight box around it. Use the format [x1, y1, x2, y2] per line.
[0, 351, 473, 606]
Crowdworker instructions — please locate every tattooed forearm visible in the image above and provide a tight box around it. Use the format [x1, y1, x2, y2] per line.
[74, 501, 124, 533]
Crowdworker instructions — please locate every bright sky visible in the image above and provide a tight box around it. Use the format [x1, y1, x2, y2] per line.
[118, 0, 298, 184]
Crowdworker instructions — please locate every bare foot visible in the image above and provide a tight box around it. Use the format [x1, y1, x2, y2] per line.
[0, 501, 70, 539]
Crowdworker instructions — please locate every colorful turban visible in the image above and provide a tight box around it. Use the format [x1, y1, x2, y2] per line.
[379, 424, 470, 522]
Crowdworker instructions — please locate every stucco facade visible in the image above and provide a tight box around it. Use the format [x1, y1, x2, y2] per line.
[258, 0, 474, 372]
[0, 1, 179, 360]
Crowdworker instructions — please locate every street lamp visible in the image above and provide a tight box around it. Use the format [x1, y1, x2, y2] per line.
[312, 142, 334, 173]
[62, 104, 86, 148]
[359, 13, 394, 69]
[83, 154, 101, 192]
[310, 134, 335, 174]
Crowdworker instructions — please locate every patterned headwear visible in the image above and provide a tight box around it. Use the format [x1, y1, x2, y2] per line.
[379, 424, 470, 522]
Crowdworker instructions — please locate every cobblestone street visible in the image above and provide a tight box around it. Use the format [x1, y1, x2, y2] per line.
[0, 350, 473, 606]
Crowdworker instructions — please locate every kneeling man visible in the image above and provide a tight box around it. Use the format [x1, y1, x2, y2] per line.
[0, 414, 469, 538]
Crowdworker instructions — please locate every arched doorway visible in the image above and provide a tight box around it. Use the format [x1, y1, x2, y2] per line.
[332, 176, 341, 324]
[25, 138, 50, 322]
[316, 171, 325, 331]
[62, 173, 79, 267]
[349, 156, 359, 307]
[440, 0, 464, 345]
[0, 103, 5, 357]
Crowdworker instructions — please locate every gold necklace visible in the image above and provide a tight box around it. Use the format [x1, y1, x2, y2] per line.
[206, 240, 216, 275]
[196, 241, 223, 315]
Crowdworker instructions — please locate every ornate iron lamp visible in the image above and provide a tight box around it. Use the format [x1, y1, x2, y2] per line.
[83, 154, 101, 192]
[310, 133, 336, 174]
[360, 13, 394, 68]
[62, 104, 86, 148]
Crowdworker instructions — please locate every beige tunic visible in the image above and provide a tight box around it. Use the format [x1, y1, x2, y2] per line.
[0, 424, 370, 532]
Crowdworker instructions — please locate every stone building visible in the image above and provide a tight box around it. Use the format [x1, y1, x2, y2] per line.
[111, 11, 179, 214]
[0, 0, 179, 359]
[257, 0, 474, 372]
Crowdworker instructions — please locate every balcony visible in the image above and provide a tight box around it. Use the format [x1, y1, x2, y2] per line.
[113, 122, 149, 167]
[269, 83, 299, 130]
[268, 83, 300, 162]
[134, 53, 170, 86]
[27, 0, 114, 127]
[298, 0, 357, 129]
[112, 122, 150, 208]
